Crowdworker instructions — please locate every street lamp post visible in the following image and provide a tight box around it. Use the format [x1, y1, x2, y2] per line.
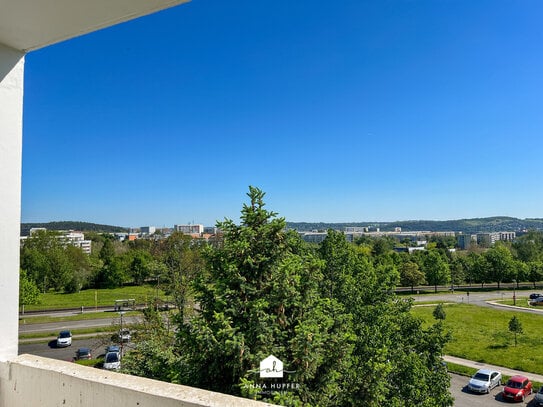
[156, 274, 161, 310]
[118, 311, 125, 356]
[513, 280, 516, 306]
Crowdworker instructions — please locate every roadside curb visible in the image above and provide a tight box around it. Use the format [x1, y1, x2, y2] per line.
[444, 355, 543, 383]
[19, 332, 113, 344]
[486, 300, 543, 313]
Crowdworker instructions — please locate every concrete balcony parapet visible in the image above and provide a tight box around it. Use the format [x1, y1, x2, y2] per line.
[0, 354, 276, 407]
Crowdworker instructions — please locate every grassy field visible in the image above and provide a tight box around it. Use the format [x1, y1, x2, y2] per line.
[412, 303, 543, 375]
[24, 285, 166, 311]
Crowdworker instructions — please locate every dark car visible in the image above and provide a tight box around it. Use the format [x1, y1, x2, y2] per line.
[529, 297, 543, 306]
[502, 375, 532, 402]
[534, 386, 543, 407]
[105, 345, 120, 354]
[74, 347, 92, 360]
[529, 293, 543, 300]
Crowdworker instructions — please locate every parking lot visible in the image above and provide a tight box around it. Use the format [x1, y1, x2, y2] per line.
[451, 373, 536, 406]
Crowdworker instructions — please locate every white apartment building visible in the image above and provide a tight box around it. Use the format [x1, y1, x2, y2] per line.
[140, 226, 156, 235]
[63, 231, 92, 254]
[174, 224, 204, 235]
[22, 229, 92, 254]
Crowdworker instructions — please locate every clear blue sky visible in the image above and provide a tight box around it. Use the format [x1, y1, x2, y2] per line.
[21, 0, 543, 228]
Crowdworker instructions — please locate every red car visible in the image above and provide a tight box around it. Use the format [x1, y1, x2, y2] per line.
[502, 375, 532, 402]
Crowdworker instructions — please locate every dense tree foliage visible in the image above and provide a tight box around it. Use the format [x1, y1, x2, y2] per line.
[122, 188, 452, 406]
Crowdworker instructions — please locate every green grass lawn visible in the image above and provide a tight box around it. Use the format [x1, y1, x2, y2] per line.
[412, 303, 543, 375]
[24, 285, 167, 311]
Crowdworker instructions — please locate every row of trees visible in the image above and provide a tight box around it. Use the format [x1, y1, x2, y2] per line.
[20, 220, 543, 302]
[393, 235, 543, 292]
[19, 228, 203, 311]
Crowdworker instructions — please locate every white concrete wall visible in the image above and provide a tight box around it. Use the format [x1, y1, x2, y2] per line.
[0, 43, 24, 362]
[0, 355, 276, 407]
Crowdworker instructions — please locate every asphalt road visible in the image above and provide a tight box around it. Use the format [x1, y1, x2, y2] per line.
[19, 338, 106, 362]
[19, 314, 140, 335]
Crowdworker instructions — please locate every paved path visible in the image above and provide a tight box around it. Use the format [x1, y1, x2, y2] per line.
[444, 355, 543, 383]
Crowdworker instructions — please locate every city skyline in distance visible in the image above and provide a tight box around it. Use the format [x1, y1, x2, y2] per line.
[22, 1, 543, 227]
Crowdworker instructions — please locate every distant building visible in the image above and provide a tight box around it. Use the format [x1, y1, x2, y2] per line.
[174, 224, 204, 235]
[140, 226, 156, 235]
[393, 246, 425, 254]
[204, 226, 220, 234]
[344, 226, 369, 233]
[63, 231, 92, 254]
[22, 229, 92, 254]
[457, 234, 473, 250]
[476, 232, 500, 247]
[29, 227, 47, 235]
[114, 233, 128, 241]
[499, 231, 516, 242]
[475, 231, 516, 247]
[300, 232, 328, 244]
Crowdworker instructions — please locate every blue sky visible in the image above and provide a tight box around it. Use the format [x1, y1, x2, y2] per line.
[22, 0, 543, 227]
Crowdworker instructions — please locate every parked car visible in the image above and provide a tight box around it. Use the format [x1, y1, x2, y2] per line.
[56, 330, 72, 347]
[103, 351, 121, 370]
[534, 386, 543, 407]
[119, 329, 131, 343]
[529, 293, 543, 300]
[467, 369, 502, 394]
[105, 345, 120, 354]
[74, 347, 92, 360]
[529, 297, 543, 306]
[502, 375, 532, 402]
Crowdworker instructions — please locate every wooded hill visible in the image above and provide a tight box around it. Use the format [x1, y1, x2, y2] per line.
[21, 221, 127, 236]
[287, 216, 543, 234]
[21, 216, 543, 237]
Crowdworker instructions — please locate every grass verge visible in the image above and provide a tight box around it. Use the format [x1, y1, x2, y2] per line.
[24, 285, 167, 311]
[412, 303, 543, 375]
[19, 310, 140, 325]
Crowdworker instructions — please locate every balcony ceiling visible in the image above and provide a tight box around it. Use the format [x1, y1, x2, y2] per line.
[0, 0, 190, 52]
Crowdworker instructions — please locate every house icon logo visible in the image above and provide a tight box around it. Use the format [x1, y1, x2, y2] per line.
[260, 355, 284, 378]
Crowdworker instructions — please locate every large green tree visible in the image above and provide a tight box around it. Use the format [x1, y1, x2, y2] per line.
[484, 244, 515, 289]
[155, 231, 203, 320]
[20, 230, 72, 291]
[175, 188, 354, 405]
[512, 230, 543, 263]
[19, 269, 41, 306]
[400, 260, 426, 293]
[319, 230, 451, 406]
[421, 250, 450, 293]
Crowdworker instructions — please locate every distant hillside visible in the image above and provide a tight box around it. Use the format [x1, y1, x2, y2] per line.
[287, 216, 543, 234]
[21, 221, 128, 236]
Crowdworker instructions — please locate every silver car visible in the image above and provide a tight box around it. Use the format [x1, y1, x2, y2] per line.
[103, 351, 121, 370]
[468, 369, 502, 394]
